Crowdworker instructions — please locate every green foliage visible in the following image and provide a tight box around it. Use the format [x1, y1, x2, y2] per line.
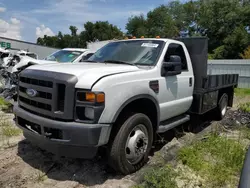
[239, 102, 250, 113]
[0, 97, 10, 106]
[126, 14, 148, 37]
[37, 0, 250, 59]
[147, 5, 179, 38]
[178, 134, 246, 187]
[239, 126, 250, 140]
[210, 45, 226, 59]
[240, 46, 250, 59]
[1, 119, 22, 137]
[126, 0, 250, 59]
[198, 0, 250, 59]
[37, 21, 124, 48]
[234, 88, 250, 96]
[208, 53, 213, 59]
[133, 165, 177, 188]
[2, 126, 21, 137]
[0, 97, 12, 113]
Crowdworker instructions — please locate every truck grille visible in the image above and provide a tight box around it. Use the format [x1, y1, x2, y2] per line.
[19, 96, 52, 111]
[17, 69, 77, 120]
[20, 77, 53, 88]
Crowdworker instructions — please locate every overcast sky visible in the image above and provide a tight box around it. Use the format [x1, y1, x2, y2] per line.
[0, 0, 186, 42]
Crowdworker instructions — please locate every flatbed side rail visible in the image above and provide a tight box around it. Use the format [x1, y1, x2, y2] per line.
[202, 74, 239, 90]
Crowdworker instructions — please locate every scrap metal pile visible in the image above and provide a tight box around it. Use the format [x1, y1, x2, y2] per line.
[0, 48, 38, 103]
[221, 108, 250, 127]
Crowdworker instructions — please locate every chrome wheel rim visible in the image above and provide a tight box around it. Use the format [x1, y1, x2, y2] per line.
[221, 97, 228, 116]
[125, 124, 148, 165]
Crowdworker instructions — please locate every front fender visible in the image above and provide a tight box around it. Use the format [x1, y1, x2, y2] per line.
[111, 94, 160, 123]
[98, 84, 159, 124]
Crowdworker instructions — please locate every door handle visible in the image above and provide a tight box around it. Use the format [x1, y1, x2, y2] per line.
[189, 77, 192, 87]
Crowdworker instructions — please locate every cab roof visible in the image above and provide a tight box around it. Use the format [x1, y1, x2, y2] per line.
[62, 48, 89, 52]
[111, 38, 184, 45]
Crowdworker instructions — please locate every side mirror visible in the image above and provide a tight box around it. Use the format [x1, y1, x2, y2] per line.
[80, 55, 88, 62]
[161, 55, 182, 77]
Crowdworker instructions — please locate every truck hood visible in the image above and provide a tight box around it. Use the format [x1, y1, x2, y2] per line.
[28, 63, 142, 89]
[25, 58, 58, 65]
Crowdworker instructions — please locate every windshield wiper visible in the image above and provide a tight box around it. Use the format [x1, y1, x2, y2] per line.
[103, 60, 134, 66]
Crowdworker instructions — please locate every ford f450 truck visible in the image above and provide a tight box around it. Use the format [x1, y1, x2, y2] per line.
[13, 37, 238, 174]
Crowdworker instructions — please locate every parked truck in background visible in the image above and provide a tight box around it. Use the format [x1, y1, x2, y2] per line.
[13, 37, 238, 174]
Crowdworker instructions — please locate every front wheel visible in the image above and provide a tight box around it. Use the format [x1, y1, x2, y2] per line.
[107, 113, 153, 175]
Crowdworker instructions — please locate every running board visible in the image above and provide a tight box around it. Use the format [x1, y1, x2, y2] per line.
[157, 115, 190, 133]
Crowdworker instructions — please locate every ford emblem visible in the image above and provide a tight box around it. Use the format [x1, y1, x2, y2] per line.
[26, 88, 38, 97]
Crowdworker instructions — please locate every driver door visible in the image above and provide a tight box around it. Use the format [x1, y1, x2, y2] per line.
[158, 42, 194, 121]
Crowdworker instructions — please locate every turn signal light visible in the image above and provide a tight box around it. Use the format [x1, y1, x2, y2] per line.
[85, 92, 105, 103]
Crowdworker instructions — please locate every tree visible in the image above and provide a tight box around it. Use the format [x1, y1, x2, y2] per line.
[125, 1, 200, 38]
[37, 21, 124, 49]
[37, 0, 250, 59]
[69, 26, 78, 36]
[147, 5, 179, 38]
[126, 14, 148, 37]
[240, 46, 250, 59]
[198, 0, 250, 58]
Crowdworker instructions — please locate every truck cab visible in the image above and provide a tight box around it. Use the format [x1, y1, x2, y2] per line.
[13, 37, 238, 175]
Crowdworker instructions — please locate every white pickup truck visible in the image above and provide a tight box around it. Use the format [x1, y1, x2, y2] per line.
[13, 37, 238, 174]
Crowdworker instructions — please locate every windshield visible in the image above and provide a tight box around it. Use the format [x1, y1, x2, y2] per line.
[88, 40, 164, 66]
[44, 50, 83, 62]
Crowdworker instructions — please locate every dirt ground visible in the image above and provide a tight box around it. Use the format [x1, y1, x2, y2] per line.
[0, 96, 249, 188]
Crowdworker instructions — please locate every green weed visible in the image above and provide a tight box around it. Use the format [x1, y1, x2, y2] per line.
[178, 134, 246, 187]
[235, 88, 250, 97]
[2, 126, 21, 137]
[132, 165, 177, 188]
[239, 102, 250, 113]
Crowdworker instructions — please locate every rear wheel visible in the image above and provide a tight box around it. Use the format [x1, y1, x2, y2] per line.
[216, 93, 228, 120]
[107, 113, 153, 175]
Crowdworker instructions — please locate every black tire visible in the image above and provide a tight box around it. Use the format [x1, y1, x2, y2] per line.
[107, 113, 153, 175]
[216, 93, 228, 120]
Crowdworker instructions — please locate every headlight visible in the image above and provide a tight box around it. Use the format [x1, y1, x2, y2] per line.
[75, 90, 105, 123]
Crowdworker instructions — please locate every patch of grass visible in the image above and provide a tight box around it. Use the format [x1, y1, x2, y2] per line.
[36, 171, 47, 182]
[133, 165, 177, 188]
[2, 126, 21, 137]
[0, 97, 12, 113]
[0, 120, 13, 127]
[235, 88, 250, 97]
[239, 126, 250, 140]
[178, 134, 246, 187]
[0, 97, 10, 106]
[239, 102, 250, 113]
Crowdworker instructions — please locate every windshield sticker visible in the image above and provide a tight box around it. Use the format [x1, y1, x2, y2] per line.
[141, 43, 159, 48]
[72, 52, 81, 55]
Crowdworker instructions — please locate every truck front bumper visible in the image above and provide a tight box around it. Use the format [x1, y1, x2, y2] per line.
[13, 105, 112, 159]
